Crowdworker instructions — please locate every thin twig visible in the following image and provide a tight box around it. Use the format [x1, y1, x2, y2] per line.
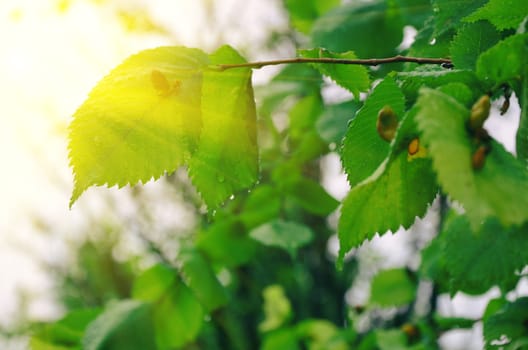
[215, 55, 452, 71]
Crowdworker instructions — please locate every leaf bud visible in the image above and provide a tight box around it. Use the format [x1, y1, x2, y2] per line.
[469, 95, 490, 130]
[471, 144, 491, 170]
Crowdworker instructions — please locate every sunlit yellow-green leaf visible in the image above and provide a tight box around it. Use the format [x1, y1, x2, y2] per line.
[188, 45, 258, 208]
[69, 46, 208, 206]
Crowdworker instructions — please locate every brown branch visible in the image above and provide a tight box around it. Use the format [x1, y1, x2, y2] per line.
[215, 55, 452, 71]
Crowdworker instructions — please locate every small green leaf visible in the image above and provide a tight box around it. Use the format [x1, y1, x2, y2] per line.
[31, 309, 101, 349]
[442, 215, 528, 295]
[289, 94, 324, 142]
[178, 247, 228, 312]
[298, 48, 370, 97]
[415, 88, 528, 229]
[394, 0, 432, 28]
[484, 297, 528, 349]
[375, 329, 408, 350]
[153, 280, 204, 349]
[259, 285, 292, 332]
[132, 263, 176, 302]
[189, 45, 258, 208]
[432, 0, 487, 36]
[476, 34, 528, 88]
[433, 314, 476, 330]
[287, 178, 339, 216]
[29, 338, 74, 350]
[311, 0, 404, 58]
[316, 100, 361, 145]
[256, 64, 321, 117]
[284, 0, 339, 34]
[239, 185, 282, 229]
[517, 68, 528, 162]
[341, 77, 406, 188]
[437, 82, 474, 106]
[406, 22, 452, 68]
[370, 268, 416, 307]
[261, 329, 300, 350]
[131, 263, 204, 348]
[465, 0, 528, 30]
[82, 300, 156, 350]
[450, 21, 501, 70]
[396, 69, 481, 103]
[197, 219, 257, 268]
[419, 233, 451, 292]
[250, 219, 314, 257]
[69, 46, 208, 206]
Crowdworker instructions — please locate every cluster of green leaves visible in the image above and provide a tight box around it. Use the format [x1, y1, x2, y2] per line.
[35, 0, 528, 349]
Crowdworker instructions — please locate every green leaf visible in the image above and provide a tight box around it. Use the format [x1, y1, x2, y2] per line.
[284, 0, 339, 34]
[296, 319, 351, 350]
[442, 215, 528, 295]
[197, 219, 257, 268]
[259, 285, 292, 332]
[298, 48, 370, 97]
[131, 263, 204, 348]
[465, 0, 528, 30]
[239, 185, 282, 229]
[375, 329, 408, 350]
[405, 20, 452, 69]
[189, 45, 258, 208]
[370, 268, 416, 307]
[287, 178, 339, 216]
[394, 0, 432, 28]
[433, 314, 476, 330]
[132, 264, 176, 302]
[177, 247, 228, 312]
[249, 219, 314, 257]
[415, 88, 528, 229]
[484, 297, 528, 349]
[69, 46, 208, 206]
[450, 21, 501, 70]
[29, 338, 74, 350]
[311, 0, 404, 58]
[476, 34, 528, 88]
[31, 309, 101, 349]
[483, 298, 508, 320]
[341, 77, 406, 188]
[437, 82, 475, 107]
[256, 64, 321, 117]
[419, 232, 450, 292]
[338, 146, 437, 259]
[396, 69, 481, 103]
[316, 100, 361, 145]
[517, 67, 528, 162]
[153, 280, 204, 349]
[261, 329, 300, 350]
[432, 0, 487, 36]
[82, 300, 156, 350]
[289, 94, 324, 142]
